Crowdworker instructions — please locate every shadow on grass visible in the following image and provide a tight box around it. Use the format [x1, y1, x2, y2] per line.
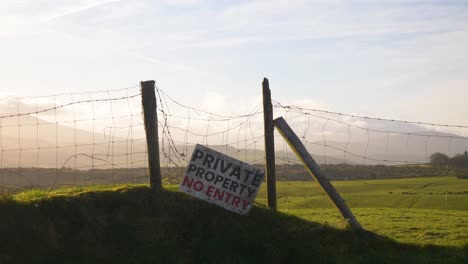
[0, 187, 466, 264]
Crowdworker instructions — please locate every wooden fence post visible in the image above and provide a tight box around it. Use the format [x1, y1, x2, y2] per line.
[141, 80, 162, 190]
[273, 117, 363, 230]
[263, 78, 277, 210]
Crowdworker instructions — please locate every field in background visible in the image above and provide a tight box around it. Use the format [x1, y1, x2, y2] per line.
[197, 175, 467, 247]
[2, 164, 467, 189]
[257, 176, 468, 211]
[288, 208, 467, 247]
[255, 176, 468, 246]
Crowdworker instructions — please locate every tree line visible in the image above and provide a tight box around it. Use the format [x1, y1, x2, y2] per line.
[430, 151, 468, 169]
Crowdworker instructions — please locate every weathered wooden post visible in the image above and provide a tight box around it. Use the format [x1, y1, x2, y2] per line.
[262, 78, 277, 210]
[141, 80, 162, 190]
[274, 117, 363, 230]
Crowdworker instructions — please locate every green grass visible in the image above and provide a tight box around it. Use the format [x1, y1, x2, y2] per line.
[254, 176, 468, 247]
[0, 185, 466, 264]
[256, 177, 468, 211]
[1, 176, 467, 263]
[283, 208, 468, 247]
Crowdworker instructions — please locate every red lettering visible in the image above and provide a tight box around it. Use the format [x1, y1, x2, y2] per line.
[224, 192, 233, 203]
[182, 175, 194, 188]
[203, 185, 250, 211]
[242, 200, 251, 210]
[214, 188, 224, 200]
[206, 185, 215, 197]
[193, 180, 204, 191]
[231, 196, 241, 208]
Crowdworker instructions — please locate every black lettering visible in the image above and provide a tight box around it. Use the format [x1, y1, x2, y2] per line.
[252, 172, 263, 187]
[195, 167, 205, 178]
[187, 164, 197, 173]
[238, 183, 247, 195]
[203, 154, 215, 168]
[192, 149, 204, 162]
[222, 178, 232, 189]
[229, 181, 239, 193]
[220, 160, 232, 173]
[229, 166, 241, 180]
[213, 158, 220, 170]
[243, 169, 253, 183]
[214, 175, 224, 185]
[205, 171, 215, 181]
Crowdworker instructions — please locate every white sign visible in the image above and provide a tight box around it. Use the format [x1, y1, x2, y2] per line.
[179, 144, 265, 215]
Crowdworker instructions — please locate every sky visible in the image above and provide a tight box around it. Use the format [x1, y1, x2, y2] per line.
[1, 0, 468, 126]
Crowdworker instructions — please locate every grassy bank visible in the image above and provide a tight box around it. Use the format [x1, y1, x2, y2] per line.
[0, 185, 466, 263]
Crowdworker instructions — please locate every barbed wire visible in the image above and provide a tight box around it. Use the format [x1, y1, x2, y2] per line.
[272, 101, 468, 129]
[0, 85, 140, 101]
[2, 80, 467, 211]
[283, 110, 468, 140]
[157, 86, 264, 120]
[0, 85, 150, 189]
[154, 84, 265, 169]
[274, 104, 468, 167]
[0, 81, 271, 190]
[271, 101, 467, 213]
[0, 93, 141, 120]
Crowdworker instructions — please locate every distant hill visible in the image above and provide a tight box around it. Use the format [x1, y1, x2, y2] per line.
[1, 114, 466, 168]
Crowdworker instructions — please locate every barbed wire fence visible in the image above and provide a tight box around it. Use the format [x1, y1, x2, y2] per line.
[272, 101, 468, 167]
[151, 82, 468, 212]
[1, 80, 467, 216]
[0, 86, 149, 191]
[270, 101, 468, 212]
[0, 82, 267, 192]
[154, 84, 266, 185]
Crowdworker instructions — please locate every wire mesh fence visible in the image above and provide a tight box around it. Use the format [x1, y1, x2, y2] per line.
[154, 84, 266, 184]
[0, 83, 267, 191]
[0, 86, 148, 190]
[1, 81, 467, 218]
[269, 101, 468, 213]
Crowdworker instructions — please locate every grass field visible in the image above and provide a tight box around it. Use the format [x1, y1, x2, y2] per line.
[1, 176, 467, 263]
[257, 176, 468, 211]
[254, 176, 468, 247]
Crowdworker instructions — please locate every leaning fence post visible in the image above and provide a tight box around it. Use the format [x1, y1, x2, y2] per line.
[273, 117, 363, 230]
[262, 78, 277, 210]
[141, 80, 162, 190]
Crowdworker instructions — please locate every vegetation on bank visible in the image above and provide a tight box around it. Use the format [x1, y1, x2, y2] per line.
[0, 183, 466, 263]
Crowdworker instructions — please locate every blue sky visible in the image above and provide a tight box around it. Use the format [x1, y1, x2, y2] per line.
[1, 0, 468, 125]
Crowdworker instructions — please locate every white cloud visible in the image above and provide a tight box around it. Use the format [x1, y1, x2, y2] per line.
[0, 0, 467, 130]
[201, 92, 228, 114]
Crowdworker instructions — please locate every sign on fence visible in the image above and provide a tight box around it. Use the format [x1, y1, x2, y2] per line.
[179, 144, 265, 215]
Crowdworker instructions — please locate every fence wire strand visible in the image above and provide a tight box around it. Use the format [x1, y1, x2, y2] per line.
[1, 81, 467, 219]
[0, 86, 148, 189]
